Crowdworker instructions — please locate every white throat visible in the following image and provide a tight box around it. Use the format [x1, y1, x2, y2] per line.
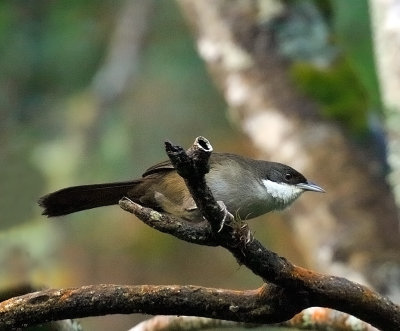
[261, 179, 303, 209]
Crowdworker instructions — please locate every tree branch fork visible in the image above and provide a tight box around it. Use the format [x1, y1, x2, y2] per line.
[1, 137, 399, 330]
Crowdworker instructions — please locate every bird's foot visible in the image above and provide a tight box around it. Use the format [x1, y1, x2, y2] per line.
[238, 222, 252, 245]
[216, 201, 234, 232]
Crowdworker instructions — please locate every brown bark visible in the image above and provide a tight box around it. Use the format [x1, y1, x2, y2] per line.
[0, 285, 380, 330]
[2, 137, 398, 330]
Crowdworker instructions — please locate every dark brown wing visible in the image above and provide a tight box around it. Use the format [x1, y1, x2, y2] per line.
[142, 159, 175, 177]
[142, 152, 228, 177]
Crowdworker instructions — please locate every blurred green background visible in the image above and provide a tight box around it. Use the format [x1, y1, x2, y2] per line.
[0, 1, 256, 329]
[0, 1, 382, 330]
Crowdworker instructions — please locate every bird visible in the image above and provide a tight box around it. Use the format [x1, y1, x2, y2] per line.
[38, 153, 324, 221]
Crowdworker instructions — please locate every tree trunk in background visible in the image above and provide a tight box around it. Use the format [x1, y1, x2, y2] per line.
[85, 0, 154, 151]
[178, 0, 400, 301]
[370, 0, 400, 222]
[40, 0, 154, 185]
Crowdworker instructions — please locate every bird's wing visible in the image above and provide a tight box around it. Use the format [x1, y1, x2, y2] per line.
[142, 159, 175, 177]
[142, 152, 225, 177]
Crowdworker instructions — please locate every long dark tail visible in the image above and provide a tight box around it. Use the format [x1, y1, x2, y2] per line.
[38, 181, 139, 217]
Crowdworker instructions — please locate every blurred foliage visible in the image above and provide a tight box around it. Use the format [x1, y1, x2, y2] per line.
[283, 0, 381, 136]
[312, 0, 333, 20]
[330, 0, 381, 109]
[0, 0, 115, 124]
[291, 59, 368, 134]
[0, 0, 118, 229]
[0, 1, 248, 329]
[275, 2, 337, 67]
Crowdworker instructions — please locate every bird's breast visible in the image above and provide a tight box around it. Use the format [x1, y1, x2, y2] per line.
[205, 167, 277, 220]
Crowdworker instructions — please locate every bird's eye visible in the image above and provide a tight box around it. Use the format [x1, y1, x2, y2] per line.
[285, 173, 292, 181]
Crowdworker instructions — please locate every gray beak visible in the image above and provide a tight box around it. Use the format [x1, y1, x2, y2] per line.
[296, 181, 325, 193]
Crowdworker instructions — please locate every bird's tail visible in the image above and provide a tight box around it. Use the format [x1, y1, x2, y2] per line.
[38, 181, 140, 217]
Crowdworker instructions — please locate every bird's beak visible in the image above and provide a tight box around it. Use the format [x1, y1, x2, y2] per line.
[296, 181, 325, 193]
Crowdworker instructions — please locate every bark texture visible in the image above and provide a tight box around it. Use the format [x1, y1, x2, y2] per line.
[1, 137, 398, 330]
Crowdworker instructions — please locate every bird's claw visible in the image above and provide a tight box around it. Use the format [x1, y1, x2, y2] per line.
[217, 201, 233, 232]
[239, 223, 253, 245]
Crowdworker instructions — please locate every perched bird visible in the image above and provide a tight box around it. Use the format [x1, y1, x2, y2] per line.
[39, 153, 324, 221]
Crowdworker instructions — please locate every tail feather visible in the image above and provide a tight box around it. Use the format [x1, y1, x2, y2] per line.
[38, 181, 139, 217]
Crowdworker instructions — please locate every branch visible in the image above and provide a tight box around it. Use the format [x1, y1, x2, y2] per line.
[281, 307, 379, 331]
[0, 284, 305, 328]
[164, 136, 233, 233]
[1, 137, 399, 330]
[119, 200, 215, 246]
[129, 316, 253, 331]
[130, 311, 379, 331]
[0, 284, 82, 331]
[123, 136, 400, 330]
[121, 197, 399, 330]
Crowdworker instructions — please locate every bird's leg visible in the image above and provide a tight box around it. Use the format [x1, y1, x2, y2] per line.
[216, 201, 233, 232]
[230, 213, 252, 246]
[214, 201, 252, 244]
